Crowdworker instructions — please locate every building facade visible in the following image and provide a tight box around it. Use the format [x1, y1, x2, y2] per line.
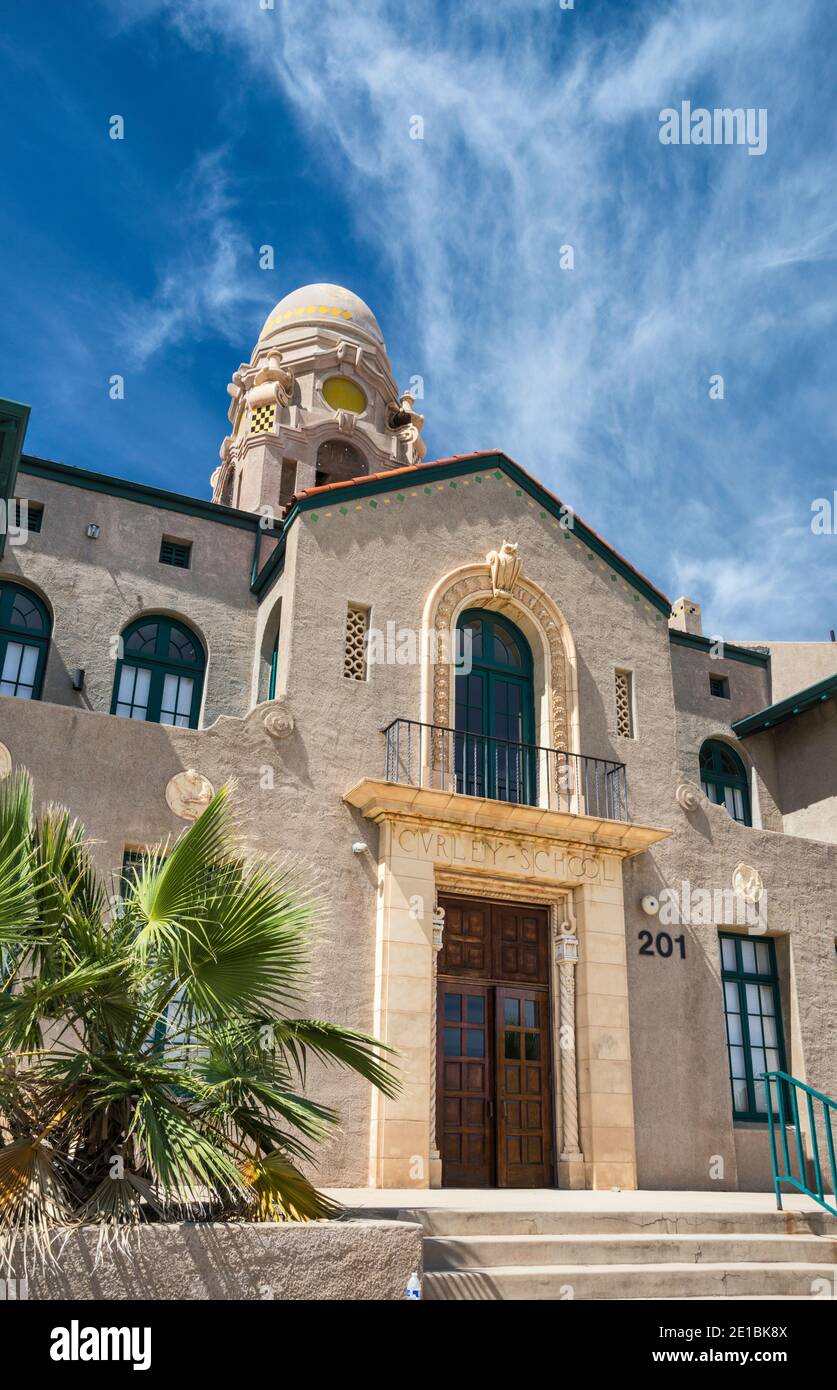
[1, 284, 835, 1194]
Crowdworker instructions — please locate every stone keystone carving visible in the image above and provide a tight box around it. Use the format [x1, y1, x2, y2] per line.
[675, 780, 703, 811]
[166, 769, 215, 821]
[732, 862, 764, 904]
[486, 540, 522, 597]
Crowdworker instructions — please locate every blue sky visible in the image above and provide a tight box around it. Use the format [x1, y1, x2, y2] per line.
[1, 0, 835, 639]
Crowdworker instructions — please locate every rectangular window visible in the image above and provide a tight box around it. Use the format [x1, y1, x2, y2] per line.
[159, 537, 192, 569]
[120, 848, 147, 898]
[0, 641, 39, 699]
[720, 933, 786, 1121]
[614, 669, 634, 738]
[343, 602, 370, 681]
[710, 675, 730, 699]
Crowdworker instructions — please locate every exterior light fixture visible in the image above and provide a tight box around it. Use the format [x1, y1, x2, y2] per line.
[641, 894, 660, 915]
[86, 523, 100, 539]
[71, 669, 85, 691]
[351, 841, 368, 855]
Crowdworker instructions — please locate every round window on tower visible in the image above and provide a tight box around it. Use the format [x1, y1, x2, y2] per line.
[322, 377, 367, 415]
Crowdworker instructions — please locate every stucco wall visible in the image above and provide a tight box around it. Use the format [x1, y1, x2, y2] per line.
[1, 465, 835, 1194]
[24, 1220, 422, 1301]
[7, 471, 258, 724]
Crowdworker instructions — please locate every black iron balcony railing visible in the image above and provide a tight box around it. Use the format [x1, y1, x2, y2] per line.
[382, 718, 629, 822]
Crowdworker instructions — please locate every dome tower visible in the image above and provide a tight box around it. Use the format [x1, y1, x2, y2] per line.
[211, 283, 425, 515]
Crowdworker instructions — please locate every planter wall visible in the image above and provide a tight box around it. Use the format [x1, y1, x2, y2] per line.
[22, 1219, 422, 1301]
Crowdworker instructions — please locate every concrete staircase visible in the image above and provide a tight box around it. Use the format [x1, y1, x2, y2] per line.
[407, 1205, 837, 1300]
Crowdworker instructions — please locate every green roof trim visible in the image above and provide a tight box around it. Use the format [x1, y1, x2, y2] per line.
[253, 452, 672, 611]
[669, 629, 770, 668]
[0, 399, 31, 560]
[18, 455, 265, 533]
[732, 671, 837, 739]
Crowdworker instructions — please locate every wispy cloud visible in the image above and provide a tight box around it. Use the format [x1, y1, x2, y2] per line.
[102, 0, 837, 637]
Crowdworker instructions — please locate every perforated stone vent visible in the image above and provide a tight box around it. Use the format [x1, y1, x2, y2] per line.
[615, 669, 634, 738]
[343, 603, 369, 681]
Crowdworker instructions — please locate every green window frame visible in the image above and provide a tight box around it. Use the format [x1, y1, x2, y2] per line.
[268, 627, 280, 700]
[720, 933, 787, 1122]
[454, 608, 536, 803]
[0, 581, 51, 701]
[112, 615, 205, 729]
[700, 738, 751, 825]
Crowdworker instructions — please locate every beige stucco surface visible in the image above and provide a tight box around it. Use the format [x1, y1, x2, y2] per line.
[2, 461, 835, 1196]
[25, 1220, 422, 1301]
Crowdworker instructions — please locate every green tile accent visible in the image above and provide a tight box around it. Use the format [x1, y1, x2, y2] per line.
[397, 493, 405, 501]
[369, 500, 377, 509]
[339, 506, 348, 514]
[423, 486, 432, 494]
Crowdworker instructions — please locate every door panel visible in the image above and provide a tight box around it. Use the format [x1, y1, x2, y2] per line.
[437, 983, 493, 1187]
[437, 897, 553, 1188]
[496, 988, 553, 1187]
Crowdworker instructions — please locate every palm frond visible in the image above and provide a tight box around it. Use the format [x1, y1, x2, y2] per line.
[236, 1151, 340, 1222]
[269, 1018, 401, 1099]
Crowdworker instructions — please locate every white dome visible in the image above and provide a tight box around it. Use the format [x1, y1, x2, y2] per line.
[259, 283, 384, 346]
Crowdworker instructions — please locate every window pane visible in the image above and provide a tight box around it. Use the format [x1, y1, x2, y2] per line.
[0, 641, 38, 698]
[466, 995, 484, 1024]
[444, 994, 461, 1022]
[745, 983, 760, 1012]
[10, 591, 44, 632]
[524, 1000, 537, 1028]
[748, 1015, 763, 1045]
[725, 1012, 743, 1045]
[753, 1080, 766, 1113]
[750, 1047, 766, 1077]
[740, 940, 756, 973]
[762, 1015, 778, 1046]
[125, 623, 158, 655]
[733, 1080, 749, 1111]
[504, 1031, 520, 1059]
[504, 998, 520, 1026]
[524, 1032, 540, 1060]
[160, 674, 194, 728]
[443, 1027, 459, 1057]
[115, 664, 150, 720]
[721, 938, 737, 972]
[760, 985, 775, 1014]
[724, 981, 740, 1013]
[465, 1030, 484, 1057]
[755, 942, 770, 974]
[729, 1045, 746, 1079]
[765, 1048, 780, 1071]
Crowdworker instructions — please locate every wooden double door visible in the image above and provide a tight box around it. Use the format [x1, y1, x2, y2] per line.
[436, 896, 554, 1188]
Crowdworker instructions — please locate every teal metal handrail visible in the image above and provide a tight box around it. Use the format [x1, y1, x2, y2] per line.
[763, 1070, 837, 1217]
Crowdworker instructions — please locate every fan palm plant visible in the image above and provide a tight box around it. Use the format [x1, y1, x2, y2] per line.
[0, 771, 397, 1267]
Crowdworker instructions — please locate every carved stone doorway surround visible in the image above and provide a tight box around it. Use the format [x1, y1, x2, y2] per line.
[432, 871, 585, 1190]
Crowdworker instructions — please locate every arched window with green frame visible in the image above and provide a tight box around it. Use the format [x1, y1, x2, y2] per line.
[699, 739, 751, 825]
[454, 608, 536, 804]
[112, 615, 205, 729]
[0, 581, 51, 700]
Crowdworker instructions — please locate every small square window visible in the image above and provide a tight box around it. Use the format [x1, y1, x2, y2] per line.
[710, 675, 730, 699]
[14, 500, 43, 533]
[159, 537, 192, 569]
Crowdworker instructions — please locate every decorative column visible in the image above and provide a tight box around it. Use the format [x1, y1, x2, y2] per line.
[554, 903, 585, 1189]
[429, 903, 445, 1187]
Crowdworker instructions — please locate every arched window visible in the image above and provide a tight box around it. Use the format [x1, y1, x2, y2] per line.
[700, 739, 751, 825]
[454, 609, 536, 803]
[0, 581, 51, 700]
[112, 616, 205, 729]
[315, 439, 367, 488]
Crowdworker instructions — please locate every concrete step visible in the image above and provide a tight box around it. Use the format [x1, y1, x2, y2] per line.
[424, 1231, 837, 1269]
[424, 1261, 837, 1301]
[393, 1206, 837, 1238]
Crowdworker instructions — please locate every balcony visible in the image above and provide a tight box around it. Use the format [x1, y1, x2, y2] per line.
[382, 718, 630, 823]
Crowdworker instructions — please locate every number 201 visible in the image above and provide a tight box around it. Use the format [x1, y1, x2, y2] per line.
[639, 930, 686, 959]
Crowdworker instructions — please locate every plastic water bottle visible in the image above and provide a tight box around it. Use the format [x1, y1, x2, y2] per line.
[405, 1272, 422, 1300]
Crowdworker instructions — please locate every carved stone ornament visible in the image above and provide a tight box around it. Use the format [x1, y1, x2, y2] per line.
[165, 769, 215, 821]
[675, 780, 703, 811]
[263, 703, 295, 741]
[486, 540, 522, 598]
[0, 741, 11, 780]
[553, 919, 579, 964]
[732, 862, 764, 904]
[432, 905, 446, 952]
